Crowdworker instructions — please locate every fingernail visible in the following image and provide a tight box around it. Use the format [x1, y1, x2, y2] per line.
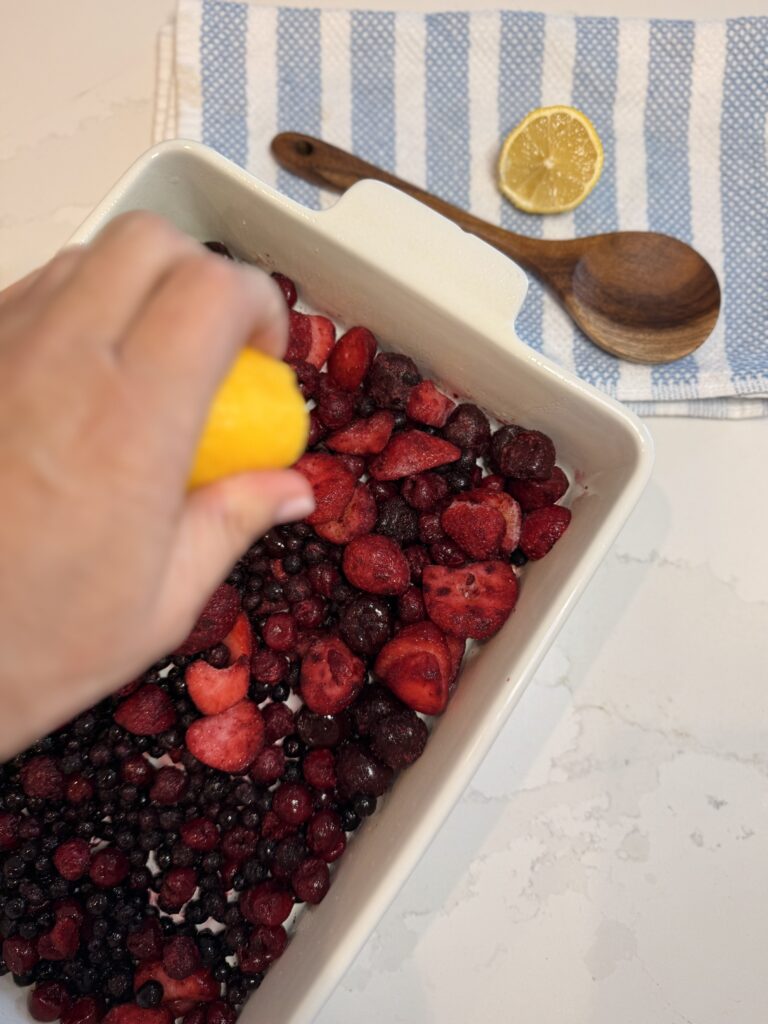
[275, 494, 315, 525]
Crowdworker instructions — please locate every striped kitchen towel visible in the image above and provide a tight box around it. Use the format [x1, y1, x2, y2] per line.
[155, 3, 768, 417]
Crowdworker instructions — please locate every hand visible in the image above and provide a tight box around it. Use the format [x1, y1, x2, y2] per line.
[0, 212, 314, 757]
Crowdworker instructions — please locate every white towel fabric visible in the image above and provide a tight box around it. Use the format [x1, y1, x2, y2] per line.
[155, 2, 768, 417]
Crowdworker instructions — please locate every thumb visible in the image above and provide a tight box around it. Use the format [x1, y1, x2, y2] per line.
[154, 469, 315, 650]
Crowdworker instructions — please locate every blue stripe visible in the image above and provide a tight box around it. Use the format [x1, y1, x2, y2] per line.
[498, 11, 545, 353]
[351, 12, 396, 171]
[721, 18, 768, 384]
[200, 0, 248, 166]
[572, 16, 622, 393]
[425, 12, 471, 209]
[277, 8, 322, 209]
[646, 20, 698, 395]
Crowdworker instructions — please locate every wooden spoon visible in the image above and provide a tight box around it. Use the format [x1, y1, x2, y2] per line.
[272, 132, 721, 364]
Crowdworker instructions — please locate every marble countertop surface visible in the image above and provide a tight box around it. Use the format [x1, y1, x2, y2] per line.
[1, 2, 766, 1022]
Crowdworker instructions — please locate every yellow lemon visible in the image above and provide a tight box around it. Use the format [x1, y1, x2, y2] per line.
[189, 348, 309, 488]
[497, 105, 604, 214]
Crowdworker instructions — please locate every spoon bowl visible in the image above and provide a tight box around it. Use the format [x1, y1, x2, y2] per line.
[272, 132, 721, 365]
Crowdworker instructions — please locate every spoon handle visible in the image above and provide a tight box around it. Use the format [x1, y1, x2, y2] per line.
[271, 132, 550, 277]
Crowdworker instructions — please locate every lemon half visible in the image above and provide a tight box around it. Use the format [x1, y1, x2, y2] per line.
[498, 105, 604, 214]
[190, 348, 309, 488]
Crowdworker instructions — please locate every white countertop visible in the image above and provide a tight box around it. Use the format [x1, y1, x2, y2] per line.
[1, 2, 767, 1022]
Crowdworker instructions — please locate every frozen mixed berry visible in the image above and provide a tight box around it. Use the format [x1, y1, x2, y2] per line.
[367, 352, 421, 409]
[519, 505, 572, 559]
[490, 424, 556, 480]
[370, 711, 428, 769]
[507, 466, 569, 511]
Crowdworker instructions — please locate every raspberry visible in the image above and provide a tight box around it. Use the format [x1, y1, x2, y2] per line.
[89, 848, 129, 888]
[302, 748, 336, 790]
[342, 535, 410, 596]
[149, 767, 188, 806]
[52, 838, 91, 881]
[20, 756, 64, 800]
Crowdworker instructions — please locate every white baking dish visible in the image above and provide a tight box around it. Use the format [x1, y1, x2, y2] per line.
[0, 140, 652, 1024]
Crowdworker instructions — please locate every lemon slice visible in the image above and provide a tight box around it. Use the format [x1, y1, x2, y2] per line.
[190, 348, 309, 488]
[497, 105, 604, 214]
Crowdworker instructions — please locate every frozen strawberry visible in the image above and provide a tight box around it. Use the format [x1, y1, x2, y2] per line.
[490, 424, 556, 480]
[185, 657, 249, 716]
[300, 637, 365, 715]
[375, 621, 452, 715]
[441, 500, 505, 559]
[116, 678, 142, 698]
[28, 982, 72, 1023]
[460, 489, 522, 554]
[271, 271, 297, 306]
[3, 935, 38, 975]
[37, 917, 80, 961]
[314, 483, 377, 545]
[406, 380, 456, 427]
[369, 429, 461, 480]
[240, 881, 294, 927]
[185, 700, 265, 773]
[342, 534, 410, 596]
[114, 684, 176, 736]
[327, 326, 377, 390]
[104, 1009, 172, 1024]
[20, 756, 64, 800]
[519, 505, 572, 559]
[326, 410, 394, 456]
[134, 962, 218, 1015]
[507, 466, 569, 511]
[423, 562, 518, 639]
[288, 311, 335, 369]
[222, 612, 253, 661]
[174, 584, 240, 656]
[295, 453, 356, 525]
[53, 838, 91, 881]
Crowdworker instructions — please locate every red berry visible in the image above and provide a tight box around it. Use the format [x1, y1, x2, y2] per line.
[397, 586, 426, 624]
[114, 684, 176, 736]
[326, 410, 394, 456]
[443, 403, 491, 454]
[61, 997, 103, 1024]
[403, 544, 430, 583]
[315, 377, 358, 430]
[422, 561, 518, 640]
[291, 856, 330, 904]
[327, 326, 377, 391]
[370, 710, 428, 769]
[262, 702, 295, 743]
[205, 1003, 236, 1024]
[288, 311, 335, 369]
[174, 584, 241, 657]
[28, 981, 72, 1022]
[149, 766, 188, 806]
[221, 826, 258, 863]
[507, 466, 569, 511]
[250, 648, 288, 685]
[300, 637, 365, 715]
[302, 748, 336, 790]
[162, 936, 201, 980]
[103, 1008, 172, 1024]
[157, 867, 197, 913]
[369, 429, 461, 481]
[519, 505, 572, 559]
[342, 535, 410, 596]
[401, 471, 449, 511]
[3, 935, 38, 975]
[375, 622, 452, 715]
[89, 848, 129, 888]
[262, 613, 298, 653]
[133, 961, 219, 1016]
[238, 925, 287, 975]
[335, 744, 393, 800]
[21, 756, 64, 800]
[53, 838, 91, 881]
[295, 453, 357, 526]
[273, 782, 313, 826]
[185, 700, 265, 773]
[250, 744, 286, 784]
[271, 271, 297, 306]
[406, 380, 455, 427]
[119, 754, 155, 787]
[126, 918, 164, 962]
[185, 658, 249, 716]
[314, 483, 378, 546]
[306, 810, 346, 862]
[441, 500, 505, 559]
[0, 811, 19, 850]
[37, 918, 80, 961]
[65, 775, 94, 804]
[367, 353, 421, 409]
[490, 425, 556, 480]
[292, 596, 326, 630]
[180, 817, 219, 852]
[240, 881, 294, 927]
